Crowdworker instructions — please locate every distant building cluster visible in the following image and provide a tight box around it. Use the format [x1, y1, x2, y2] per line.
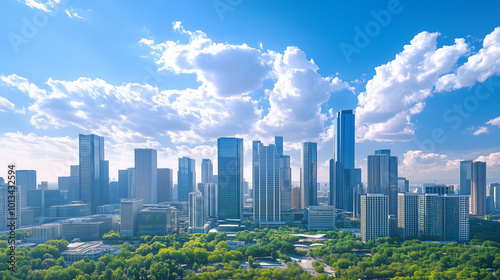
[1, 109, 498, 247]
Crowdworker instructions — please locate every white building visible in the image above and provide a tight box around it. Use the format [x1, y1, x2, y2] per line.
[361, 194, 389, 242]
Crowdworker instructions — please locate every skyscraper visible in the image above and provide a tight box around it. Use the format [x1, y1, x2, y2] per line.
[332, 109, 356, 212]
[460, 160, 473, 195]
[134, 149, 158, 204]
[100, 160, 110, 205]
[17, 170, 36, 207]
[276, 136, 292, 212]
[301, 142, 317, 208]
[418, 194, 469, 242]
[201, 159, 214, 184]
[157, 168, 173, 203]
[398, 193, 419, 239]
[118, 169, 130, 200]
[79, 134, 106, 214]
[58, 165, 79, 202]
[361, 194, 389, 242]
[253, 141, 282, 227]
[217, 137, 244, 220]
[398, 177, 409, 193]
[367, 149, 398, 215]
[178, 157, 196, 202]
[201, 183, 218, 218]
[471, 161, 486, 216]
[189, 192, 205, 228]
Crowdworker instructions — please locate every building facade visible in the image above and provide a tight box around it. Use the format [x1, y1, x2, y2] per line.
[361, 194, 389, 242]
[301, 142, 317, 209]
[217, 137, 244, 220]
[134, 149, 158, 204]
[331, 110, 356, 212]
[178, 157, 196, 202]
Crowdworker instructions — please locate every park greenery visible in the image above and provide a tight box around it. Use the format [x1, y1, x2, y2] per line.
[0, 220, 499, 279]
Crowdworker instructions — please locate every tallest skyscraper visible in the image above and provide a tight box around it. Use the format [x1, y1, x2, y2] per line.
[79, 134, 108, 214]
[331, 110, 356, 212]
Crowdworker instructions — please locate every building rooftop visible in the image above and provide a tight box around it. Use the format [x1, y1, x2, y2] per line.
[62, 241, 113, 255]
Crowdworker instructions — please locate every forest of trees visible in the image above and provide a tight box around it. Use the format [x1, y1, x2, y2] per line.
[1, 222, 500, 279]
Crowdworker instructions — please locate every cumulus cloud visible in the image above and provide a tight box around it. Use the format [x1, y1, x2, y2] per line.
[473, 126, 489, 136]
[141, 22, 273, 98]
[142, 22, 353, 143]
[476, 152, 500, 168]
[0, 96, 16, 112]
[487, 116, 500, 127]
[356, 31, 469, 142]
[436, 27, 500, 91]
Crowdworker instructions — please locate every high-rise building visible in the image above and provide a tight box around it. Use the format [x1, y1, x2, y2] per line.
[17, 170, 36, 207]
[157, 168, 173, 203]
[397, 193, 419, 239]
[361, 194, 389, 242]
[178, 157, 196, 202]
[253, 141, 282, 227]
[118, 169, 130, 200]
[275, 136, 284, 156]
[109, 182, 119, 204]
[291, 186, 301, 210]
[398, 177, 409, 193]
[201, 159, 213, 184]
[280, 155, 292, 212]
[460, 160, 473, 195]
[301, 142, 317, 208]
[100, 160, 110, 205]
[0, 186, 21, 231]
[332, 110, 356, 212]
[418, 194, 469, 242]
[134, 149, 158, 204]
[489, 183, 500, 210]
[204, 183, 218, 218]
[189, 192, 205, 228]
[471, 161, 486, 216]
[367, 149, 398, 216]
[58, 165, 79, 202]
[120, 198, 143, 237]
[217, 137, 244, 220]
[79, 134, 106, 214]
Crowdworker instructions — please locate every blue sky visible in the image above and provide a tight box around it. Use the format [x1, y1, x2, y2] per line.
[1, 0, 500, 185]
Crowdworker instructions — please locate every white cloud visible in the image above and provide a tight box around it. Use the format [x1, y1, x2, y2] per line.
[436, 27, 500, 91]
[356, 31, 469, 142]
[487, 116, 500, 127]
[0, 96, 16, 112]
[473, 126, 489, 136]
[141, 22, 273, 98]
[21, 0, 60, 12]
[476, 152, 500, 168]
[142, 22, 353, 143]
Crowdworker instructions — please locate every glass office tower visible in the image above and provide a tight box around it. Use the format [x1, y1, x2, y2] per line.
[301, 142, 317, 208]
[217, 137, 244, 220]
[201, 159, 214, 184]
[178, 157, 196, 202]
[134, 149, 158, 204]
[332, 109, 356, 212]
[79, 134, 105, 214]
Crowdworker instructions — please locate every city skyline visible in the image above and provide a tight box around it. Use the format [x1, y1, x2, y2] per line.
[1, 1, 500, 186]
